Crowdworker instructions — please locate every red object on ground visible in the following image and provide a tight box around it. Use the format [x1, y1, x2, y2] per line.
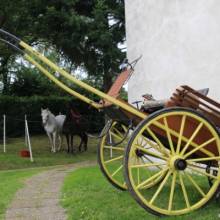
[20, 149, 30, 158]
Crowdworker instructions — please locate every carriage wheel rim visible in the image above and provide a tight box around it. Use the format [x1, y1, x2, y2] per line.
[125, 108, 220, 216]
[98, 122, 128, 190]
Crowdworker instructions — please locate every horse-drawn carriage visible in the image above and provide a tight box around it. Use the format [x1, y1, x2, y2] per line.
[1, 29, 220, 216]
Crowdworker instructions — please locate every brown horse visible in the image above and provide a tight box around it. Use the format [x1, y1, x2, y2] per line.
[62, 105, 88, 153]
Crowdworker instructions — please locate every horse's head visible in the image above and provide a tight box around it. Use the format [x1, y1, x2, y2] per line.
[41, 108, 50, 126]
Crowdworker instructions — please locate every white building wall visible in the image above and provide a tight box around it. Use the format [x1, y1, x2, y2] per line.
[125, 0, 220, 104]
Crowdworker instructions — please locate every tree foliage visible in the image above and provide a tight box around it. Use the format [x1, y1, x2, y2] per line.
[0, 0, 125, 95]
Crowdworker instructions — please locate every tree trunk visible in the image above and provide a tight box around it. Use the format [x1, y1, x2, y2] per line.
[103, 72, 113, 93]
[102, 59, 113, 93]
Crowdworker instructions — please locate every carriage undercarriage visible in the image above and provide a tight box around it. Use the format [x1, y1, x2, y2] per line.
[1, 29, 220, 216]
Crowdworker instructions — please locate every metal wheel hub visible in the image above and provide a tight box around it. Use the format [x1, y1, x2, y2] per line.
[169, 155, 187, 171]
[135, 149, 145, 158]
[174, 159, 187, 171]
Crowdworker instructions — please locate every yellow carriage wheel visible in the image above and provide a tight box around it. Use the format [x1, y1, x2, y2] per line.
[98, 120, 167, 191]
[124, 107, 220, 216]
[98, 121, 130, 190]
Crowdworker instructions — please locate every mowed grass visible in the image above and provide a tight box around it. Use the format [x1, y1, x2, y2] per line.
[0, 135, 99, 219]
[1, 136, 219, 220]
[0, 168, 43, 220]
[62, 166, 220, 220]
[0, 135, 98, 170]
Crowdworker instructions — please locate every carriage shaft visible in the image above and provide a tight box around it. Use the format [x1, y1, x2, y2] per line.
[19, 41, 146, 119]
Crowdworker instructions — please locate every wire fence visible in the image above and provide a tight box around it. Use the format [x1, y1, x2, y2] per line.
[0, 115, 42, 139]
[0, 112, 104, 139]
[0, 113, 105, 162]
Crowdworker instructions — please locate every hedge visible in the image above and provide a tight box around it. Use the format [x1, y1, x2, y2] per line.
[0, 95, 104, 138]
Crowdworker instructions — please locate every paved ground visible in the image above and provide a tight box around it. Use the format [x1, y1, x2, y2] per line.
[5, 161, 96, 220]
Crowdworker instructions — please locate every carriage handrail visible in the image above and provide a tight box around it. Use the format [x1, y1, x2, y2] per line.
[0, 29, 146, 119]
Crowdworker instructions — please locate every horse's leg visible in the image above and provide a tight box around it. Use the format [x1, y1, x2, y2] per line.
[66, 134, 70, 153]
[78, 134, 83, 152]
[52, 132, 57, 153]
[71, 134, 74, 153]
[47, 132, 53, 152]
[57, 133, 62, 151]
[84, 133, 88, 152]
[60, 134, 63, 151]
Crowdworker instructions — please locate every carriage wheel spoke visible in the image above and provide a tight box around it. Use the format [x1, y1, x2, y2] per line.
[187, 156, 220, 162]
[135, 145, 167, 160]
[136, 158, 140, 185]
[121, 124, 128, 133]
[142, 136, 157, 148]
[168, 171, 177, 211]
[111, 165, 123, 177]
[176, 115, 186, 154]
[110, 131, 123, 141]
[153, 120, 214, 157]
[180, 122, 203, 155]
[185, 172, 206, 197]
[146, 127, 168, 156]
[112, 127, 124, 139]
[136, 168, 168, 190]
[142, 136, 169, 156]
[104, 155, 123, 164]
[142, 155, 163, 170]
[137, 135, 146, 147]
[131, 162, 165, 169]
[179, 172, 190, 209]
[139, 136, 144, 147]
[141, 172, 167, 189]
[104, 146, 124, 151]
[187, 163, 218, 180]
[183, 137, 216, 159]
[163, 117, 175, 155]
[149, 171, 171, 205]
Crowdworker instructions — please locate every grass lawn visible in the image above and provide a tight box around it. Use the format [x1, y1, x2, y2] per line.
[0, 134, 99, 219]
[0, 168, 43, 220]
[61, 166, 220, 220]
[0, 135, 98, 170]
[1, 135, 219, 219]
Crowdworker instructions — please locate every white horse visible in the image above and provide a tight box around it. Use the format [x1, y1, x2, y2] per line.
[41, 108, 66, 153]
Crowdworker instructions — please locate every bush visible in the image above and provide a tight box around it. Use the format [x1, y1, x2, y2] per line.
[0, 95, 104, 138]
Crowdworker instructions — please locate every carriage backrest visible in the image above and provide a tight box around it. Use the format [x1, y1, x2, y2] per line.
[100, 68, 133, 107]
[166, 85, 220, 127]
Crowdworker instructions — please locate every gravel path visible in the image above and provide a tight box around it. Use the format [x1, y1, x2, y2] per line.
[5, 161, 96, 220]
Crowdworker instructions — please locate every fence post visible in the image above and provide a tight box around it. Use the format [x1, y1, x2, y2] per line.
[3, 115, 6, 153]
[25, 118, 34, 162]
[24, 115, 27, 146]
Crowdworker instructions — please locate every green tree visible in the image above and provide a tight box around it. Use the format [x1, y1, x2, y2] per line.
[0, 0, 37, 94]
[0, 0, 125, 95]
[9, 66, 64, 96]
